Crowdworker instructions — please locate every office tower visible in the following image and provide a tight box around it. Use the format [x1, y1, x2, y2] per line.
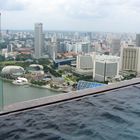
[81, 43, 90, 54]
[48, 43, 57, 61]
[51, 33, 57, 43]
[95, 61, 119, 82]
[47, 34, 57, 61]
[7, 44, 13, 52]
[86, 32, 92, 41]
[57, 42, 66, 53]
[76, 53, 96, 76]
[52, 43, 57, 61]
[121, 47, 140, 73]
[50, 33, 57, 61]
[66, 43, 73, 52]
[34, 23, 44, 59]
[76, 53, 120, 81]
[74, 32, 79, 41]
[111, 39, 121, 56]
[72, 43, 82, 53]
[95, 56, 120, 82]
[136, 34, 140, 47]
[76, 54, 95, 70]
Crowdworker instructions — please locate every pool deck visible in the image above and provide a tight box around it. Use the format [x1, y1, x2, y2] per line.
[1, 78, 140, 116]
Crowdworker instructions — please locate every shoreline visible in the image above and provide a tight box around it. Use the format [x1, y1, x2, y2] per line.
[0, 77, 67, 93]
[0, 77, 13, 83]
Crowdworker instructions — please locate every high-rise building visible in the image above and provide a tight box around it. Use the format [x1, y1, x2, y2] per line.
[76, 53, 120, 82]
[76, 53, 96, 76]
[95, 61, 119, 82]
[111, 39, 121, 56]
[34, 23, 44, 59]
[7, 44, 13, 52]
[121, 47, 140, 73]
[136, 34, 140, 47]
[94, 55, 120, 82]
[81, 42, 90, 54]
[50, 33, 57, 61]
[66, 43, 73, 52]
[51, 33, 57, 43]
[76, 54, 95, 70]
[52, 43, 57, 61]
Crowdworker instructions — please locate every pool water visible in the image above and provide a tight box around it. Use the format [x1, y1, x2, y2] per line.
[0, 84, 140, 140]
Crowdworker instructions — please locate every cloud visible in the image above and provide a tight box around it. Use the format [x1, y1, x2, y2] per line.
[2, 0, 139, 19]
[0, 0, 26, 11]
[2, 0, 140, 32]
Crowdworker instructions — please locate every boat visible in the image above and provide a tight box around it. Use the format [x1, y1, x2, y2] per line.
[12, 77, 28, 85]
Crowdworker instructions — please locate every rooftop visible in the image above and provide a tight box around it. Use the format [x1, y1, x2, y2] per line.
[0, 78, 140, 139]
[54, 58, 76, 63]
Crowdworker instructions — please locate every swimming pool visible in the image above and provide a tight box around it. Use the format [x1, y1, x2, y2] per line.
[0, 84, 140, 140]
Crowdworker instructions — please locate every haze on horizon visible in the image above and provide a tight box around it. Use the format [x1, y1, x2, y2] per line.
[1, 0, 140, 33]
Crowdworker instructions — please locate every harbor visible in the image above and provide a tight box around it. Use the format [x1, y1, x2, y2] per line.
[1, 81, 59, 106]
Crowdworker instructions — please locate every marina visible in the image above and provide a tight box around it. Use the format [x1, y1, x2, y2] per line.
[1, 81, 59, 106]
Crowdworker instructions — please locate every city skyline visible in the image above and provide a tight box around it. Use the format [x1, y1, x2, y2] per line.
[1, 0, 140, 33]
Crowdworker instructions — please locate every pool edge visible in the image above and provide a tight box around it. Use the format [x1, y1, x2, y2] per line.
[0, 78, 140, 116]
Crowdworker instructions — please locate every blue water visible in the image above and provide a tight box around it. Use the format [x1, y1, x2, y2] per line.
[0, 84, 140, 140]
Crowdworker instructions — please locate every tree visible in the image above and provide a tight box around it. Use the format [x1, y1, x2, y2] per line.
[16, 54, 32, 61]
[38, 58, 51, 65]
[0, 55, 5, 61]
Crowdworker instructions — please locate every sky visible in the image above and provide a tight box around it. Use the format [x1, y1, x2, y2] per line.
[1, 0, 140, 32]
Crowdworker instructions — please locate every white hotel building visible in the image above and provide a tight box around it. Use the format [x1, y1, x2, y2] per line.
[76, 53, 120, 82]
[95, 55, 120, 82]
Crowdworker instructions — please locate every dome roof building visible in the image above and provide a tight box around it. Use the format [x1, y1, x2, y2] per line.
[1, 66, 25, 76]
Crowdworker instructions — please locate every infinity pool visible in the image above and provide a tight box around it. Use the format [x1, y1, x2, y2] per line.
[0, 84, 140, 140]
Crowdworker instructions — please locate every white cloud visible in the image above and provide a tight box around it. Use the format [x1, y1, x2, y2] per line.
[0, 0, 27, 10]
[1, 0, 140, 32]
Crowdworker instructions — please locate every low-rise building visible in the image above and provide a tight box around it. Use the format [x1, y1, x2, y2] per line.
[1, 66, 25, 77]
[27, 64, 44, 80]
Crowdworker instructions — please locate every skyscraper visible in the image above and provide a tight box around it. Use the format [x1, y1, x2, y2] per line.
[48, 33, 57, 61]
[34, 23, 44, 59]
[121, 47, 140, 73]
[111, 39, 121, 56]
[95, 57, 119, 82]
[136, 34, 140, 47]
[76, 54, 95, 70]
